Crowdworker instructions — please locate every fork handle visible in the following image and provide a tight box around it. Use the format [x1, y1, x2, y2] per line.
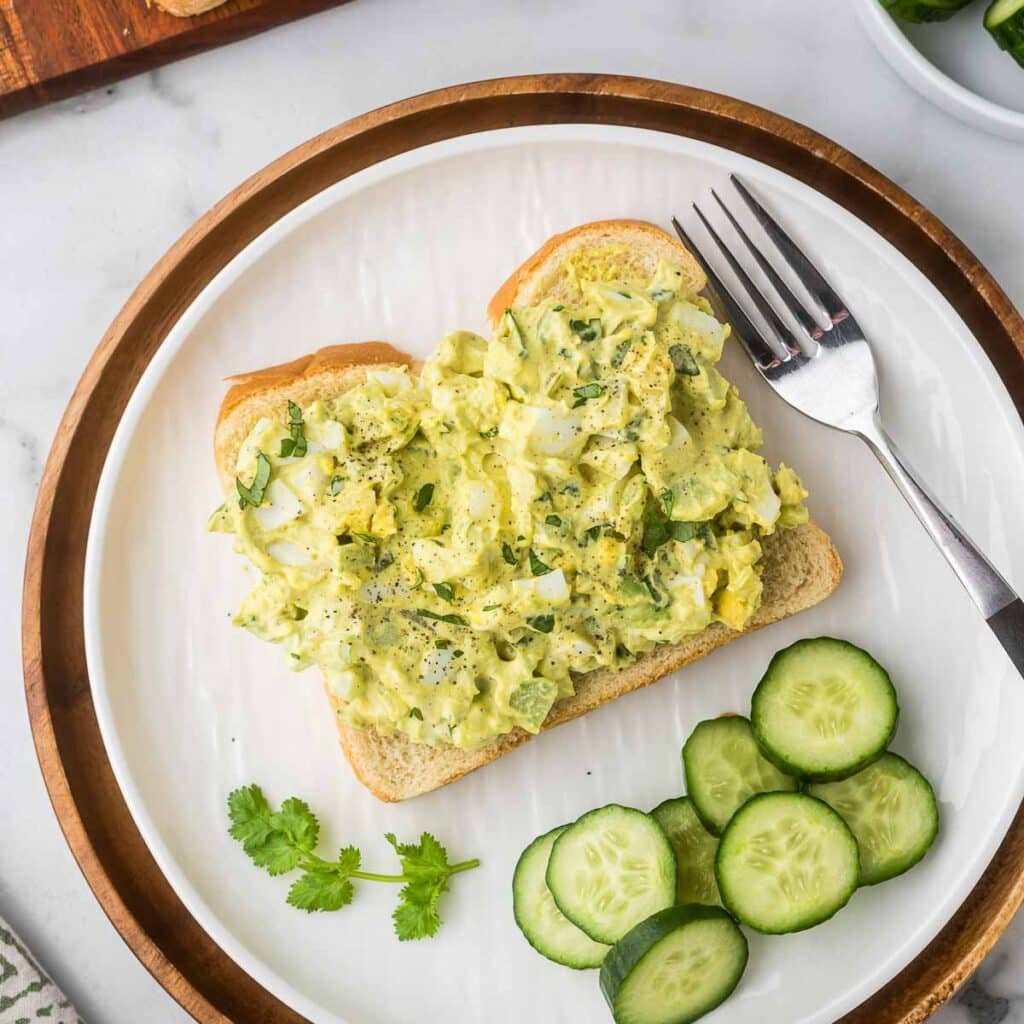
[861, 419, 1024, 674]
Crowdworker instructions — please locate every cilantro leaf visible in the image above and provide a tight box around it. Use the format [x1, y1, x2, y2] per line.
[249, 832, 304, 876]
[432, 582, 455, 602]
[526, 614, 555, 633]
[545, 514, 562, 528]
[227, 785, 274, 848]
[502, 542, 518, 566]
[393, 886, 443, 941]
[337, 845, 362, 874]
[270, 797, 319, 852]
[280, 400, 308, 458]
[287, 872, 355, 913]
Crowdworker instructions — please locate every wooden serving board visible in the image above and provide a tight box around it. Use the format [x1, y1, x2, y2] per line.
[22, 75, 1024, 1024]
[0, 0, 348, 119]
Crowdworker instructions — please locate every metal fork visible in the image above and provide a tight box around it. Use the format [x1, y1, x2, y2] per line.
[673, 175, 1024, 675]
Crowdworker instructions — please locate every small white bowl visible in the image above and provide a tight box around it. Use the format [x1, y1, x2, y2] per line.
[856, 0, 1024, 141]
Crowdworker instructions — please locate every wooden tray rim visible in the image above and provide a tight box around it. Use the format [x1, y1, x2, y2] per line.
[21, 73, 1024, 1024]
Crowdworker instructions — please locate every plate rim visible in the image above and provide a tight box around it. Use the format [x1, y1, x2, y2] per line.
[21, 73, 1024, 1024]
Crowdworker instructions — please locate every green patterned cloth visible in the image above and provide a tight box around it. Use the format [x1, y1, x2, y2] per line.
[0, 918, 81, 1024]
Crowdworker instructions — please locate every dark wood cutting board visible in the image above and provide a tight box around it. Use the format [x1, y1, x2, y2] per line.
[0, 0, 349, 119]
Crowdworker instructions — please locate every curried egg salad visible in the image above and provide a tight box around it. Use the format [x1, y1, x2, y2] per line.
[210, 257, 808, 750]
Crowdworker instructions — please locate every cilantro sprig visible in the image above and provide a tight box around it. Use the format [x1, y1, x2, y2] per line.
[228, 785, 480, 940]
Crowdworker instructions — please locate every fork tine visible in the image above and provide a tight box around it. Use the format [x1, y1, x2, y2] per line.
[711, 188, 823, 346]
[670, 217, 783, 372]
[691, 203, 804, 362]
[730, 174, 847, 323]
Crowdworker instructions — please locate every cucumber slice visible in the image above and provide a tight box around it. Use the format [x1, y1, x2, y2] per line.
[651, 798, 721, 908]
[682, 716, 798, 835]
[751, 637, 898, 782]
[807, 753, 939, 886]
[880, 0, 974, 22]
[986, 0, 1024, 67]
[547, 805, 676, 945]
[716, 792, 859, 933]
[512, 826, 610, 968]
[600, 905, 748, 1024]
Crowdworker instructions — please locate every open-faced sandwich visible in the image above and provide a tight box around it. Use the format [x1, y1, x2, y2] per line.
[209, 221, 841, 800]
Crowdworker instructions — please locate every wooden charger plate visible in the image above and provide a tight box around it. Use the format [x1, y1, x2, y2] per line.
[22, 75, 1024, 1023]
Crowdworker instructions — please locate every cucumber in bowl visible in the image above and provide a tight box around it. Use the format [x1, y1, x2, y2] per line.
[547, 805, 676, 945]
[682, 715, 798, 834]
[880, 0, 975, 22]
[716, 792, 860, 934]
[513, 826, 610, 969]
[807, 752, 939, 885]
[751, 637, 898, 782]
[600, 905, 748, 1024]
[986, 0, 1024, 66]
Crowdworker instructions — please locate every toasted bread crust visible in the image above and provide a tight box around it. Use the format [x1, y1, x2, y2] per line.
[214, 221, 841, 800]
[486, 219, 706, 325]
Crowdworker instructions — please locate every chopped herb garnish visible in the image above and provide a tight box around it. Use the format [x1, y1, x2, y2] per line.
[433, 582, 455, 602]
[435, 639, 450, 649]
[417, 609, 468, 626]
[526, 614, 555, 634]
[479, 426, 499, 438]
[483, 604, 501, 612]
[413, 483, 435, 513]
[502, 543, 518, 566]
[409, 707, 424, 720]
[236, 452, 272, 509]
[453, 649, 464, 658]
[528, 548, 552, 576]
[411, 568, 425, 589]
[670, 344, 700, 377]
[279, 400, 308, 459]
[336, 533, 353, 546]
[545, 514, 562, 528]
[375, 552, 395, 572]
[650, 287, 675, 302]
[611, 339, 632, 368]
[551, 304, 565, 312]
[569, 318, 602, 343]
[572, 382, 605, 408]
[329, 475, 344, 496]
[584, 524, 603, 543]
[292, 606, 308, 621]
[661, 489, 674, 516]
[354, 533, 377, 545]
[641, 502, 700, 558]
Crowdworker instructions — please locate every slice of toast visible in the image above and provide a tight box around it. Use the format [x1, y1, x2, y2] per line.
[153, 0, 227, 16]
[215, 222, 842, 801]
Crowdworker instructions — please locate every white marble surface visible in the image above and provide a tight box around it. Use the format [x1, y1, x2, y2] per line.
[1, 1, 1022, 1021]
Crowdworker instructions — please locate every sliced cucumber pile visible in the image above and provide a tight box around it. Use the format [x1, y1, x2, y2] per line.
[547, 805, 676, 945]
[986, 0, 1024, 66]
[513, 827, 610, 968]
[513, 636, 939, 1023]
[600, 905, 747, 1024]
[752, 637, 898, 782]
[683, 715, 798, 833]
[880, 0, 975, 22]
[717, 792, 860, 933]
[807, 753, 939, 886]
[651, 798, 721, 908]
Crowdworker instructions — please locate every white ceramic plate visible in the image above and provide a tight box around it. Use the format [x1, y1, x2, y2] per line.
[84, 125, 1024, 1024]
[857, 0, 1024, 140]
